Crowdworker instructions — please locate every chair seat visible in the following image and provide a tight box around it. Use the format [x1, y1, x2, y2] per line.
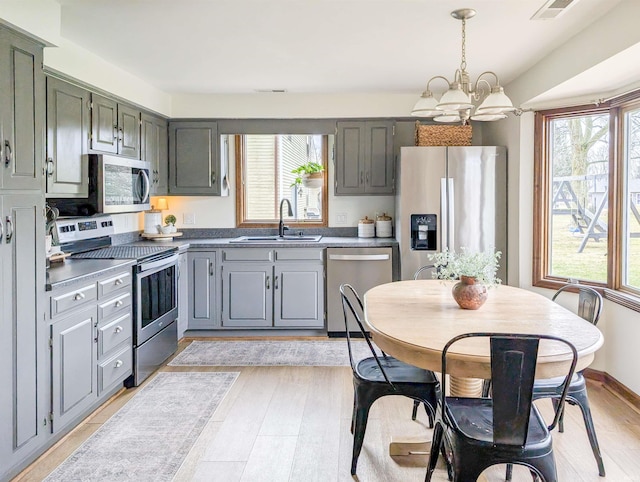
[355, 356, 439, 384]
[446, 397, 551, 447]
[533, 371, 585, 394]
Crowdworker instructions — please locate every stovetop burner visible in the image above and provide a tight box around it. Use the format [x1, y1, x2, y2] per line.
[71, 245, 175, 261]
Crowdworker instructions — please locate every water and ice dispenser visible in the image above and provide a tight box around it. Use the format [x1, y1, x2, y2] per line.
[410, 214, 437, 250]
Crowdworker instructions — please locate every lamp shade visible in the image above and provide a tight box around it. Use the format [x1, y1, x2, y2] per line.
[434, 111, 463, 123]
[437, 84, 473, 111]
[411, 91, 441, 117]
[155, 198, 169, 210]
[470, 112, 507, 122]
[476, 87, 516, 115]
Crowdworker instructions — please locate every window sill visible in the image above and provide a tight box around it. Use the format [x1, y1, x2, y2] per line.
[534, 279, 640, 313]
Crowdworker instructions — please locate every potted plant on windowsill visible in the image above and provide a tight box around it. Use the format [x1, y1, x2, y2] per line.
[427, 247, 502, 310]
[291, 162, 324, 189]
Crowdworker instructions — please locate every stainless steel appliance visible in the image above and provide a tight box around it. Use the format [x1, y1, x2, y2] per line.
[48, 154, 151, 216]
[396, 146, 507, 282]
[326, 247, 393, 334]
[54, 215, 178, 387]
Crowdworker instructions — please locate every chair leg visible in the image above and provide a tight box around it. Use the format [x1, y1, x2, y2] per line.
[425, 422, 443, 482]
[350, 396, 356, 434]
[412, 400, 420, 420]
[423, 403, 435, 428]
[351, 399, 372, 475]
[551, 398, 564, 432]
[505, 463, 513, 481]
[530, 452, 558, 482]
[571, 391, 606, 477]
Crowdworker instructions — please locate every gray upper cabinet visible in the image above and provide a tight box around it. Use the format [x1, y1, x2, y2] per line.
[46, 77, 91, 197]
[169, 121, 221, 195]
[90, 93, 141, 159]
[335, 120, 394, 195]
[0, 26, 45, 191]
[141, 113, 168, 195]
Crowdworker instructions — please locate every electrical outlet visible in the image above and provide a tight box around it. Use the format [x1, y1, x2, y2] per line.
[336, 212, 347, 225]
[184, 213, 196, 225]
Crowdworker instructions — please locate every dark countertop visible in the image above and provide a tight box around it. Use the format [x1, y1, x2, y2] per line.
[46, 259, 135, 292]
[45, 237, 398, 289]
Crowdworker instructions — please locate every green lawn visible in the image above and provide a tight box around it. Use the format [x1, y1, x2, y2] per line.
[550, 213, 640, 287]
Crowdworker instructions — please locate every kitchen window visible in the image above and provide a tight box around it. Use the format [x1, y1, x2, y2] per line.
[236, 134, 328, 227]
[533, 91, 640, 310]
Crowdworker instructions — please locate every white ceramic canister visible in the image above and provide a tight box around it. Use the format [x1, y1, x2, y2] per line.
[358, 216, 375, 238]
[375, 212, 393, 238]
[143, 210, 162, 234]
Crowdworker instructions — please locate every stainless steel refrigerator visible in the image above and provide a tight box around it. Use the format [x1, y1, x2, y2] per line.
[395, 146, 507, 282]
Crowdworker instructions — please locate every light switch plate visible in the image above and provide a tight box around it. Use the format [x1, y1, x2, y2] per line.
[184, 213, 196, 225]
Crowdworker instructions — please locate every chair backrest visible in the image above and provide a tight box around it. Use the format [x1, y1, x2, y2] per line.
[414, 264, 436, 280]
[440, 332, 578, 447]
[552, 284, 603, 325]
[339, 283, 392, 385]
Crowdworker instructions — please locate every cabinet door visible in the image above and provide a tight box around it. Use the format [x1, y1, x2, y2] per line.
[335, 121, 364, 195]
[364, 121, 394, 194]
[169, 121, 220, 195]
[142, 113, 168, 195]
[90, 93, 118, 154]
[274, 264, 324, 328]
[177, 252, 188, 337]
[50, 305, 97, 433]
[187, 251, 217, 329]
[46, 77, 90, 197]
[221, 263, 272, 327]
[118, 103, 141, 159]
[0, 28, 45, 191]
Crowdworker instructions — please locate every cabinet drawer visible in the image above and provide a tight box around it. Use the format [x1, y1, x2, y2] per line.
[51, 283, 97, 318]
[98, 292, 131, 321]
[98, 271, 132, 299]
[222, 248, 273, 262]
[98, 344, 132, 394]
[98, 312, 132, 358]
[275, 248, 324, 261]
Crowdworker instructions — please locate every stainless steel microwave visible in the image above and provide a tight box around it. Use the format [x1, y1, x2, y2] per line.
[49, 154, 151, 216]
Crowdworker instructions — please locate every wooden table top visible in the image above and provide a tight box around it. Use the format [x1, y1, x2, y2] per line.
[364, 280, 604, 379]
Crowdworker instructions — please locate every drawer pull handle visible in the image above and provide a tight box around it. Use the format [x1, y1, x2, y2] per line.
[114, 326, 123, 334]
[114, 278, 123, 286]
[114, 360, 123, 368]
[74, 292, 86, 301]
[115, 300, 123, 307]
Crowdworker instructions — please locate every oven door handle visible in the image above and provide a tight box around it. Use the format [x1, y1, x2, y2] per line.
[139, 253, 179, 272]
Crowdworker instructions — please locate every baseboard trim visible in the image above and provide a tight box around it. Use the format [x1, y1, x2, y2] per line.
[584, 368, 640, 412]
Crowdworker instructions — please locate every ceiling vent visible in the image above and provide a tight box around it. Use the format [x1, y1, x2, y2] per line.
[531, 0, 578, 20]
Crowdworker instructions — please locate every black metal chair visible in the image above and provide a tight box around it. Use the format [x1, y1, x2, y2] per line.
[530, 284, 605, 477]
[425, 332, 578, 482]
[340, 283, 440, 475]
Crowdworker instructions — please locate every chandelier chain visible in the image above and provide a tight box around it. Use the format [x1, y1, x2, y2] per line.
[460, 17, 467, 72]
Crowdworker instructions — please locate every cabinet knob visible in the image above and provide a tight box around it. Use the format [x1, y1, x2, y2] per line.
[46, 158, 54, 176]
[74, 292, 85, 301]
[266, 275, 270, 290]
[115, 300, 123, 307]
[114, 360, 123, 368]
[114, 278, 123, 286]
[274, 275, 279, 290]
[4, 140, 12, 167]
[114, 326, 123, 334]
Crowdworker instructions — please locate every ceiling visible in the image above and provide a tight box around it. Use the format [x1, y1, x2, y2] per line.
[55, 0, 622, 96]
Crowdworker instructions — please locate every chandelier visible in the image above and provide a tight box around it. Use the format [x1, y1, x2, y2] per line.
[411, 8, 517, 123]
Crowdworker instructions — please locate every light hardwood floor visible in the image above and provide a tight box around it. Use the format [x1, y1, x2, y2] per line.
[14, 339, 640, 482]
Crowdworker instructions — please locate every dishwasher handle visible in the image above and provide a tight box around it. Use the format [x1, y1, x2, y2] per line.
[328, 254, 390, 261]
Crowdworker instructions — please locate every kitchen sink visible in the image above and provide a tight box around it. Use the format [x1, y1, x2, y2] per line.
[229, 235, 322, 243]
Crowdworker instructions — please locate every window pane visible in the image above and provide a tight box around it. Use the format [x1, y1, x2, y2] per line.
[623, 108, 640, 289]
[242, 134, 325, 223]
[548, 114, 610, 282]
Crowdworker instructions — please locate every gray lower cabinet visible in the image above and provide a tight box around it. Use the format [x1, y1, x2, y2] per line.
[177, 251, 188, 338]
[0, 26, 45, 191]
[221, 248, 324, 329]
[142, 113, 168, 195]
[0, 194, 47, 480]
[335, 120, 394, 195]
[45, 77, 91, 197]
[48, 268, 132, 434]
[90, 93, 141, 159]
[169, 121, 222, 195]
[187, 250, 218, 329]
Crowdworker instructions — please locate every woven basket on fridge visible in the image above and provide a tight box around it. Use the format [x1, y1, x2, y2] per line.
[415, 122, 472, 146]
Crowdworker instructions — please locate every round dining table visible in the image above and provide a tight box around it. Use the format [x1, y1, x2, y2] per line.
[363, 280, 605, 463]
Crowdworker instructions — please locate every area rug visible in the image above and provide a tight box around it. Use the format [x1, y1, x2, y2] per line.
[44, 371, 238, 482]
[168, 340, 378, 367]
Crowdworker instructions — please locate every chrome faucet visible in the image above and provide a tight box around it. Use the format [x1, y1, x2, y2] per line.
[279, 199, 293, 237]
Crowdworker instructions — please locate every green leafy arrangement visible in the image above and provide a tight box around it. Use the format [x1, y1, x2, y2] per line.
[428, 247, 502, 288]
[291, 162, 324, 187]
[164, 214, 177, 225]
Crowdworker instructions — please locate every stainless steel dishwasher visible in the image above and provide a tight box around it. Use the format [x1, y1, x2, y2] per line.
[326, 247, 393, 335]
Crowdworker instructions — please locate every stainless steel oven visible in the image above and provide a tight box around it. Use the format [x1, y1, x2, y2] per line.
[133, 253, 179, 386]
